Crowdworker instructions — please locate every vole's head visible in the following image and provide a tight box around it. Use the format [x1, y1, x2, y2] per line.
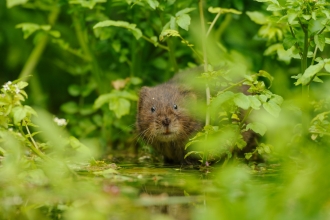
[136, 83, 199, 144]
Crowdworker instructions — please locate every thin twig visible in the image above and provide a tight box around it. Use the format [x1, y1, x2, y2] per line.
[206, 11, 221, 37]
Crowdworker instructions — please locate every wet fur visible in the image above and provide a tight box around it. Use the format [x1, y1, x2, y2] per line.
[136, 83, 202, 164]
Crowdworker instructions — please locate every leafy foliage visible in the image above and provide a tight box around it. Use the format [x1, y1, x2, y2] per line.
[1, 0, 330, 219]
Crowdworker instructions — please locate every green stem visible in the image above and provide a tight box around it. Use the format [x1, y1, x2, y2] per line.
[19, 7, 60, 80]
[199, 0, 210, 127]
[141, 35, 170, 51]
[167, 38, 178, 72]
[199, 0, 210, 165]
[206, 11, 221, 37]
[217, 79, 247, 96]
[23, 122, 48, 160]
[239, 108, 253, 129]
[300, 21, 310, 134]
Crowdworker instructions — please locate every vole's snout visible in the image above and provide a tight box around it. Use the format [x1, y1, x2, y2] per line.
[162, 117, 171, 127]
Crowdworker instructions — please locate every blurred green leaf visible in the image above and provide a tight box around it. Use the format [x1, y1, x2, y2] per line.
[93, 20, 142, 39]
[246, 122, 267, 136]
[246, 11, 268, 25]
[263, 101, 281, 117]
[146, 0, 159, 9]
[234, 93, 250, 110]
[176, 14, 191, 31]
[109, 98, 130, 118]
[315, 34, 325, 52]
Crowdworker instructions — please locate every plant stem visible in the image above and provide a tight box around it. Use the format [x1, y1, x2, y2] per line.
[301, 21, 310, 134]
[167, 38, 178, 72]
[199, 0, 210, 127]
[199, 0, 210, 165]
[141, 35, 170, 51]
[23, 122, 48, 160]
[19, 6, 60, 80]
[206, 11, 221, 37]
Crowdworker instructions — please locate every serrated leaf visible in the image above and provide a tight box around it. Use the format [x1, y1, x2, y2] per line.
[234, 93, 250, 110]
[93, 20, 142, 39]
[176, 14, 191, 31]
[263, 101, 281, 117]
[246, 122, 267, 136]
[315, 34, 325, 52]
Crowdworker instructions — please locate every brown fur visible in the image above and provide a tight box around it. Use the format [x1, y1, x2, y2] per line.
[136, 83, 202, 164]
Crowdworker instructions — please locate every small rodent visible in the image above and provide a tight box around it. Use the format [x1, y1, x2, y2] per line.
[136, 81, 202, 164]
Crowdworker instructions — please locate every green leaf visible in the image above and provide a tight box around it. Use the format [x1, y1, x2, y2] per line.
[283, 35, 296, 50]
[6, 0, 28, 8]
[69, 0, 106, 9]
[12, 106, 27, 124]
[68, 84, 81, 97]
[213, 91, 235, 107]
[263, 101, 281, 117]
[325, 59, 330, 72]
[61, 101, 79, 114]
[234, 93, 250, 110]
[315, 34, 325, 52]
[267, 3, 282, 11]
[287, 10, 298, 24]
[246, 11, 268, 25]
[16, 23, 50, 39]
[16, 81, 28, 89]
[146, 0, 159, 9]
[246, 122, 267, 136]
[175, 8, 196, 17]
[208, 7, 242, 15]
[176, 14, 191, 31]
[249, 96, 261, 110]
[109, 98, 130, 118]
[255, 0, 279, 3]
[258, 70, 274, 88]
[93, 93, 115, 109]
[245, 152, 253, 160]
[299, 61, 325, 85]
[93, 20, 142, 39]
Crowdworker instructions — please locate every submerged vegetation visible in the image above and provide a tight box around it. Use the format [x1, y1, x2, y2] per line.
[1, 0, 330, 219]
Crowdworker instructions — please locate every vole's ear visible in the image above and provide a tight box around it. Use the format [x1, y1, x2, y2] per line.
[180, 89, 197, 100]
[139, 86, 150, 97]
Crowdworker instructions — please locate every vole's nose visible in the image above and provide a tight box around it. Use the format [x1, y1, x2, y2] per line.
[162, 117, 171, 127]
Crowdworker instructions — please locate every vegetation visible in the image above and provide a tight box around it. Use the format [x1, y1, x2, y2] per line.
[0, 0, 330, 219]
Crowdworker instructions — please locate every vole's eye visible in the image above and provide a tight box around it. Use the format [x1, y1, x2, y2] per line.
[173, 104, 178, 110]
[151, 106, 156, 113]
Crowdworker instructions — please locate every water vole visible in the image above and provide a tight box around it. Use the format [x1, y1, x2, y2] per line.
[136, 82, 202, 164]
